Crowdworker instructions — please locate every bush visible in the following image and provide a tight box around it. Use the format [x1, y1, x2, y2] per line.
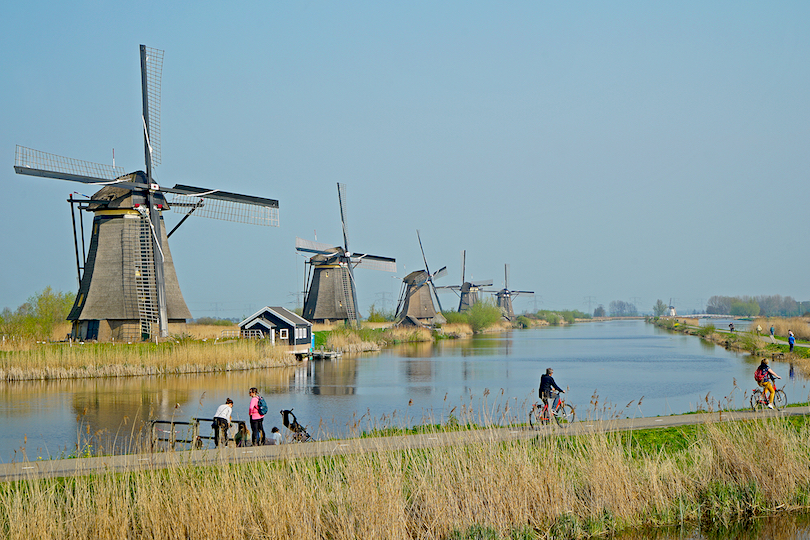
[466, 300, 502, 333]
[192, 317, 235, 326]
[443, 311, 469, 325]
[366, 303, 394, 323]
[515, 315, 532, 329]
[0, 287, 75, 340]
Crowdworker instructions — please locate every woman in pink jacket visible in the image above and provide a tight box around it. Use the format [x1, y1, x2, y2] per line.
[248, 387, 265, 446]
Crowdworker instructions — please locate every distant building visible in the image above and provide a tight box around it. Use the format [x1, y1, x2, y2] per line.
[668, 305, 677, 317]
[238, 307, 312, 354]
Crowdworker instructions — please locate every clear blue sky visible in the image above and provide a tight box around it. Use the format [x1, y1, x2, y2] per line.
[2, 1, 809, 319]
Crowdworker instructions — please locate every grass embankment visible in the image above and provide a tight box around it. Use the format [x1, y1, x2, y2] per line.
[650, 316, 810, 379]
[0, 339, 293, 382]
[3, 417, 810, 539]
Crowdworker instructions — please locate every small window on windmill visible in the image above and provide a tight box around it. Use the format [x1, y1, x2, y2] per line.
[280, 328, 288, 340]
[325, 271, 329, 278]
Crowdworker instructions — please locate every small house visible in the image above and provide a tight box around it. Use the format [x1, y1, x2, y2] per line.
[238, 307, 312, 353]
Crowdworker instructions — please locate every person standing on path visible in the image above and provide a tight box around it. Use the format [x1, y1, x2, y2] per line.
[212, 398, 233, 448]
[789, 330, 795, 352]
[248, 387, 265, 446]
[770, 325, 775, 341]
[756, 324, 762, 336]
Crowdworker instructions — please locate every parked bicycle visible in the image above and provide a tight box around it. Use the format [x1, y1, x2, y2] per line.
[529, 393, 575, 427]
[750, 384, 787, 411]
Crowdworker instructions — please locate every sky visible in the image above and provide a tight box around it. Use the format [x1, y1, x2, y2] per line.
[2, 1, 809, 319]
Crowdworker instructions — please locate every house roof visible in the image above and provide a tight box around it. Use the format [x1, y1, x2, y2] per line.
[239, 306, 312, 329]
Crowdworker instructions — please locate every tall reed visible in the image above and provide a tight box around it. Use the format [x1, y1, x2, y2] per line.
[0, 340, 294, 381]
[2, 417, 809, 539]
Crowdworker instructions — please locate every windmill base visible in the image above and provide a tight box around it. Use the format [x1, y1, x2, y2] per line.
[70, 319, 188, 342]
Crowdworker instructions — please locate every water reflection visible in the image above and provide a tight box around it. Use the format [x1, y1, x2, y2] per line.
[616, 513, 810, 539]
[1, 320, 807, 462]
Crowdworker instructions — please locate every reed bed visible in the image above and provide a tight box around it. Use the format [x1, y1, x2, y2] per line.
[752, 317, 810, 341]
[3, 417, 810, 539]
[0, 340, 294, 381]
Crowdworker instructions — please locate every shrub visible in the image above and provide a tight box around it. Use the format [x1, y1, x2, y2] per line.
[466, 300, 502, 333]
[0, 287, 75, 340]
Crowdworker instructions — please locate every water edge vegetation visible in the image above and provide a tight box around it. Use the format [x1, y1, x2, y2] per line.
[2, 415, 810, 539]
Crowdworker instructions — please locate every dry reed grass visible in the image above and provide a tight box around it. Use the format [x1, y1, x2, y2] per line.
[3, 417, 809, 539]
[752, 317, 810, 341]
[0, 340, 295, 381]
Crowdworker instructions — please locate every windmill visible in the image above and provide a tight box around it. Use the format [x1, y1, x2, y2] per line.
[13, 45, 279, 342]
[394, 230, 447, 325]
[490, 264, 534, 321]
[296, 183, 396, 325]
[437, 250, 493, 312]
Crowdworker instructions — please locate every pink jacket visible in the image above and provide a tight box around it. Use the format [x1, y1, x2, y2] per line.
[249, 396, 263, 419]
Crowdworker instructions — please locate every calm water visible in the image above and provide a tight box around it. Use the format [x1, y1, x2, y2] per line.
[1, 320, 806, 462]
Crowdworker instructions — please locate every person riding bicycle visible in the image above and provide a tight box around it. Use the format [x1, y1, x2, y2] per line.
[755, 358, 781, 409]
[539, 368, 564, 411]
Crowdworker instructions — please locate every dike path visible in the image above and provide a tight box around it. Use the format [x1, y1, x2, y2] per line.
[1, 407, 808, 482]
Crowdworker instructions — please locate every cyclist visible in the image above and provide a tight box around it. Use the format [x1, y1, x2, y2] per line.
[539, 368, 564, 412]
[755, 358, 781, 409]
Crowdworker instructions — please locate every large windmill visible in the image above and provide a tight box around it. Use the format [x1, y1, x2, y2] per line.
[13, 45, 279, 342]
[490, 264, 534, 321]
[296, 183, 396, 325]
[437, 250, 493, 312]
[394, 230, 447, 325]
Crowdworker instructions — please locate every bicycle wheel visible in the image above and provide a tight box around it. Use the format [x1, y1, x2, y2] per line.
[774, 389, 787, 410]
[750, 392, 765, 412]
[554, 404, 576, 426]
[528, 404, 544, 428]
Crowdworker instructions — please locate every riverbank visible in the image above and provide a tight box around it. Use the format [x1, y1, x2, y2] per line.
[2, 413, 810, 539]
[0, 339, 297, 382]
[649, 316, 810, 379]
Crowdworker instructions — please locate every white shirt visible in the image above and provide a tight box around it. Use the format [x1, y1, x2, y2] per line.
[214, 404, 233, 422]
[270, 431, 283, 445]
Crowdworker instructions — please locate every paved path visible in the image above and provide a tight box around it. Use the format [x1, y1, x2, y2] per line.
[1, 406, 807, 482]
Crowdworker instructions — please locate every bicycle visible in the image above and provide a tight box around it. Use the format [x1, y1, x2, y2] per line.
[529, 393, 575, 427]
[750, 380, 787, 411]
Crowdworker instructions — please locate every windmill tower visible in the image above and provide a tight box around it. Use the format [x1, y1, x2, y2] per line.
[296, 183, 396, 325]
[437, 251, 493, 312]
[395, 230, 447, 325]
[13, 46, 279, 342]
[491, 264, 534, 321]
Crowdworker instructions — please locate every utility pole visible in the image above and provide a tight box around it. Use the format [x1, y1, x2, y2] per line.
[584, 296, 596, 313]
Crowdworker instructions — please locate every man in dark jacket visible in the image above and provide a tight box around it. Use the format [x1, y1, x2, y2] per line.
[539, 368, 564, 410]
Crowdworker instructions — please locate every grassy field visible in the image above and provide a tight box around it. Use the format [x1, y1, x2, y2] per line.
[2, 416, 810, 539]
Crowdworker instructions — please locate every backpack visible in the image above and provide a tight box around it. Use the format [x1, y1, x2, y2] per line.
[754, 367, 768, 383]
[257, 396, 269, 416]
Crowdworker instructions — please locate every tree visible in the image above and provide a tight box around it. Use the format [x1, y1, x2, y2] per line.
[593, 305, 606, 318]
[0, 287, 75, 339]
[653, 299, 667, 317]
[609, 300, 637, 317]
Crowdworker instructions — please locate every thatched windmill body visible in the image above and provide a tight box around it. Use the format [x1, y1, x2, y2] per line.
[437, 250, 492, 312]
[395, 230, 447, 325]
[13, 46, 279, 342]
[296, 183, 396, 325]
[490, 264, 534, 321]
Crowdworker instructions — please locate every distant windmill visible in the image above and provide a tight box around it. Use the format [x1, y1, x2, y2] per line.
[437, 250, 493, 312]
[490, 264, 534, 321]
[296, 183, 396, 325]
[395, 230, 447, 325]
[668, 298, 677, 317]
[13, 45, 279, 342]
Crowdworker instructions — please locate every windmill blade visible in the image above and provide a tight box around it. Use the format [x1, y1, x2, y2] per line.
[351, 253, 397, 273]
[14, 145, 126, 185]
[165, 185, 279, 227]
[140, 45, 163, 173]
[295, 237, 336, 255]
[432, 266, 448, 280]
[512, 290, 535, 296]
[504, 264, 510, 289]
[337, 182, 350, 251]
[344, 260, 361, 326]
[470, 279, 493, 287]
[416, 229, 432, 277]
[461, 250, 466, 284]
